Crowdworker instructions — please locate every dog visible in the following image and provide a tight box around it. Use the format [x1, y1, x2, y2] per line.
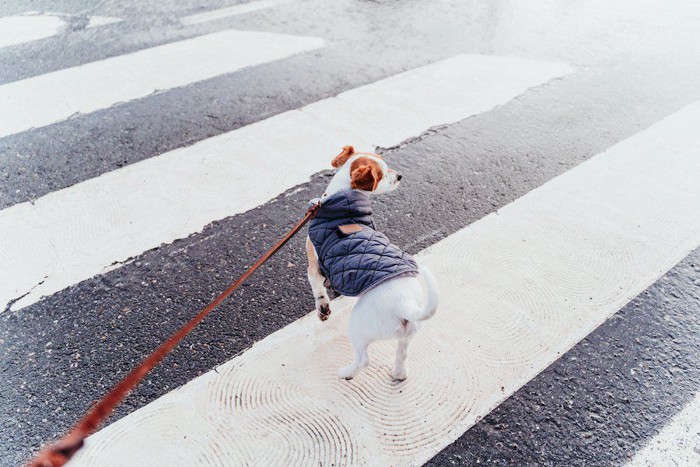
[305, 146, 439, 381]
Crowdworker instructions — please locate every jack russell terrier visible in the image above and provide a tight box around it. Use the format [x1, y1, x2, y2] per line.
[306, 146, 439, 381]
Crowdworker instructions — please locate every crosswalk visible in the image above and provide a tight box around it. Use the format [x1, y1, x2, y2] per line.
[0, 15, 66, 47]
[1, 2, 699, 466]
[0, 13, 122, 48]
[0, 30, 323, 139]
[627, 394, 700, 467]
[0, 54, 571, 312]
[68, 100, 700, 466]
[180, 0, 296, 26]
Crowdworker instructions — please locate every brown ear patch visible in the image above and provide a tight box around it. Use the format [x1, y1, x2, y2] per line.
[350, 157, 383, 191]
[331, 145, 355, 168]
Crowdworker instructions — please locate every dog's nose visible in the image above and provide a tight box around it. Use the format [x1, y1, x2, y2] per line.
[396, 174, 403, 181]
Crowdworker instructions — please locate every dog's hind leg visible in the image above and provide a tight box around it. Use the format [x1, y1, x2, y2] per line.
[338, 337, 370, 380]
[392, 321, 416, 381]
[306, 236, 331, 321]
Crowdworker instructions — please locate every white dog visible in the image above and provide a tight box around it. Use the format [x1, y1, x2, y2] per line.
[306, 146, 439, 381]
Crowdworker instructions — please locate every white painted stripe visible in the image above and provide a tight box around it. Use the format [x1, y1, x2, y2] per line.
[0, 30, 324, 139]
[0, 15, 65, 47]
[0, 13, 124, 47]
[627, 394, 700, 467]
[86, 16, 123, 29]
[69, 102, 700, 465]
[0, 54, 572, 312]
[180, 0, 295, 26]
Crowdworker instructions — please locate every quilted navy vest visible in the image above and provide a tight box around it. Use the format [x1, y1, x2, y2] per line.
[308, 189, 419, 297]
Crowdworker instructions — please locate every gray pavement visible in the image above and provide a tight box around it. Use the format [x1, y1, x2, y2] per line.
[1, 1, 699, 465]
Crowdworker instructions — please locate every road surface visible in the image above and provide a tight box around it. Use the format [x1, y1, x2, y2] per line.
[1, 0, 699, 465]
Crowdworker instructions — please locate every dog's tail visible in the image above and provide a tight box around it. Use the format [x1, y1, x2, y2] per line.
[398, 264, 439, 322]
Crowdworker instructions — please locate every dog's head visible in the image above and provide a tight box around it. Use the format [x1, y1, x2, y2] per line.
[323, 145, 402, 198]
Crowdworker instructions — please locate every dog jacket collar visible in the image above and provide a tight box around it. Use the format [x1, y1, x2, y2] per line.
[308, 189, 419, 297]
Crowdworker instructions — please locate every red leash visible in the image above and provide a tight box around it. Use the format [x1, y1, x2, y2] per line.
[28, 203, 321, 467]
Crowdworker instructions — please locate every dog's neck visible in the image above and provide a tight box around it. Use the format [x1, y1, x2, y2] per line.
[322, 169, 369, 201]
[322, 168, 349, 198]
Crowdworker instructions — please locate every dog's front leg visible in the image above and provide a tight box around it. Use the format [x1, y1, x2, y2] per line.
[306, 236, 331, 321]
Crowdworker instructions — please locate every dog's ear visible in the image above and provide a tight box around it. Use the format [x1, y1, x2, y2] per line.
[331, 145, 355, 168]
[350, 157, 383, 191]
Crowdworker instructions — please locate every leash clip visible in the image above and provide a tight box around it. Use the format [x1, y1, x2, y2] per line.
[307, 200, 321, 217]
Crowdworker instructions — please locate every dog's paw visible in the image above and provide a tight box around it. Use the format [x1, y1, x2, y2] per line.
[391, 369, 407, 382]
[316, 302, 331, 321]
[337, 366, 355, 380]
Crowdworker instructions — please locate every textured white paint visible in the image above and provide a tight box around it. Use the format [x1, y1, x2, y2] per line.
[69, 102, 700, 466]
[0, 54, 572, 312]
[0, 15, 65, 47]
[0, 30, 324, 138]
[86, 16, 123, 28]
[181, 0, 295, 25]
[627, 394, 700, 467]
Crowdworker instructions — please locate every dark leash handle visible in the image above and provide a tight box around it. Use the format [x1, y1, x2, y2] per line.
[28, 203, 321, 467]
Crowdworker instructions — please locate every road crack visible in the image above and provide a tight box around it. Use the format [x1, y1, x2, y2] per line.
[3, 276, 48, 312]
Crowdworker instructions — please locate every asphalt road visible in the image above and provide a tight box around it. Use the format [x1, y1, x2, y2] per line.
[1, 1, 699, 466]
